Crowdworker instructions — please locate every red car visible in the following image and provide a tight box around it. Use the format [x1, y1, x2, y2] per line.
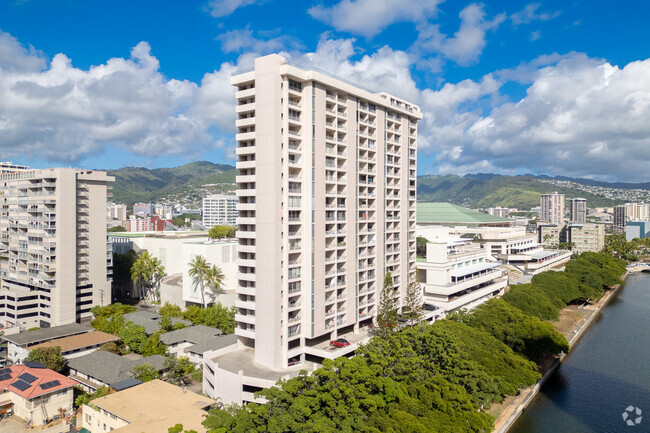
[330, 338, 351, 348]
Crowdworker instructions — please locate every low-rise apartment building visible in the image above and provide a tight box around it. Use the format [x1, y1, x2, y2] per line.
[0, 363, 77, 426]
[3, 323, 93, 363]
[82, 379, 214, 433]
[416, 227, 507, 314]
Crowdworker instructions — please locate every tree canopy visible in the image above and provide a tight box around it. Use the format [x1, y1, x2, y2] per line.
[25, 347, 67, 373]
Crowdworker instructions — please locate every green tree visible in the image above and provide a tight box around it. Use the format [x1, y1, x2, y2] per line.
[188, 255, 210, 307]
[163, 356, 195, 386]
[107, 226, 126, 232]
[131, 363, 159, 382]
[141, 333, 167, 357]
[75, 386, 110, 408]
[416, 236, 428, 257]
[208, 225, 236, 240]
[403, 279, 424, 327]
[159, 302, 183, 318]
[119, 322, 147, 353]
[373, 271, 398, 339]
[25, 347, 67, 372]
[205, 265, 226, 299]
[98, 341, 121, 354]
[131, 251, 166, 302]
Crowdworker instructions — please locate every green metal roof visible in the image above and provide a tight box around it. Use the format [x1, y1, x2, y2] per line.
[416, 202, 510, 224]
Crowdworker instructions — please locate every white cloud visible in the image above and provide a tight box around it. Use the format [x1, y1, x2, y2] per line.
[428, 56, 650, 181]
[530, 30, 541, 41]
[308, 0, 442, 38]
[204, 0, 261, 18]
[414, 3, 506, 66]
[217, 27, 303, 54]
[511, 3, 561, 26]
[0, 32, 239, 163]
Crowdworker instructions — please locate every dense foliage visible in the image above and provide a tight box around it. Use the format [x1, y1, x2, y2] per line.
[25, 347, 67, 372]
[200, 319, 543, 432]
[160, 302, 236, 334]
[503, 252, 626, 320]
[208, 225, 236, 239]
[453, 299, 569, 362]
[131, 362, 160, 382]
[75, 386, 110, 408]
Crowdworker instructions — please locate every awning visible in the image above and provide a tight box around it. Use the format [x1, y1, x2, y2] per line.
[511, 243, 541, 250]
[529, 250, 558, 260]
[450, 262, 499, 278]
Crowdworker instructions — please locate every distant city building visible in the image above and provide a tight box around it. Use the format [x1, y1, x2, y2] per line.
[132, 203, 154, 216]
[0, 162, 29, 174]
[416, 226, 507, 314]
[0, 168, 113, 329]
[614, 205, 630, 230]
[125, 215, 174, 232]
[538, 223, 605, 254]
[625, 221, 650, 242]
[486, 207, 512, 218]
[107, 202, 127, 222]
[569, 198, 587, 223]
[540, 192, 565, 225]
[154, 204, 174, 220]
[202, 194, 237, 227]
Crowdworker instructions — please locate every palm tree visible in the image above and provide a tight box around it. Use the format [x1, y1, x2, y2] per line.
[130, 259, 147, 300]
[188, 255, 209, 307]
[149, 256, 166, 302]
[205, 264, 225, 303]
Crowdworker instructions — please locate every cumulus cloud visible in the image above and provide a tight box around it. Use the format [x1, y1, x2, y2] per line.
[414, 3, 506, 66]
[511, 3, 561, 26]
[0, 31, 238, 163]
[204, 0, 261, 18]
[428, 56, 650, 182]
[217, 27, 303, 54]
[308, 0, 442, 38]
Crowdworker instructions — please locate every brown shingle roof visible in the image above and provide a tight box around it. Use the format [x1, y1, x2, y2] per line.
[28, 331, 119, 354]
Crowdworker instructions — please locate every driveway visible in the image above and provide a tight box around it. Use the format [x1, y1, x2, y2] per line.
[0, 416, 72, 433]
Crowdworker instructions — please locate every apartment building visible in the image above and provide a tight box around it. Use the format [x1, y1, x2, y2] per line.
[569, 198, 587, 223]
[0, 168, 113, 329]
[0, 162, 28, 174]
[567, 223, 605, 253]
[232, 54, 420, 371]
[416, 227, 506, 314]
[540, 192, 565, 225]
[133, 203, 154, 216]
[107, 203, 127, 223]
[202, 194, 238, 227]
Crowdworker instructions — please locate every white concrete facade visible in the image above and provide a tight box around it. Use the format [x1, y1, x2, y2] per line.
[416, 227, 507, 314]
[0, 169, 113, 328]
[231, 54, 421, 370]
[202, 194, 238, 227]
[540, 192, 565, 225]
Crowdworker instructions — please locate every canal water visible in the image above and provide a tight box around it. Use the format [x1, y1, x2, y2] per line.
[510, 272, 650, 433]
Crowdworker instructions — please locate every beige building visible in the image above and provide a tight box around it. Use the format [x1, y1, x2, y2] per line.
[0, 364, 77, 426]
[0, 168, 113, 329]
[230, 54, 420, 372]
[81, 379, 214, 433]
[540, 192, 565, 225]
[567, 223, 605, 253]
[569, 198, 587, 223]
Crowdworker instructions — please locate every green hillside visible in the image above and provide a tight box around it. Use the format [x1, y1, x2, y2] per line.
[107, 161, 628, 210]
[417, 174, 619, 209]
[108, 161, 236, 205]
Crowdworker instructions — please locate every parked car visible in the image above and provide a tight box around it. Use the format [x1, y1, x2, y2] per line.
[423, 303, 437, 311]
[330, 338, 351, 348]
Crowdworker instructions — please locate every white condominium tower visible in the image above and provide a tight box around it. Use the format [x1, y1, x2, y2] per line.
[540, 192, 565, 225]
[232, 54, 421, 369]
[202, 194, 238, 227]
[0, 168, 114, 329]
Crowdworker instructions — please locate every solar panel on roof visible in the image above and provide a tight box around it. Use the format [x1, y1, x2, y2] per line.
[39, 380, 61, 390]
[0, 373, 11, 381]
[0, 368, 10, 375]
[18, 372, 37, 384]
[11, 380, 31, 391]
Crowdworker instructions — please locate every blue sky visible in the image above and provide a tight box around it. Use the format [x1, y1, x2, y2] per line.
[1, 0, 650, 182]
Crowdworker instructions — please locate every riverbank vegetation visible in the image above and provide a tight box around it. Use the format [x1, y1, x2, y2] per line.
[502, 252, 627, 320]
[191, 252, 624, 433]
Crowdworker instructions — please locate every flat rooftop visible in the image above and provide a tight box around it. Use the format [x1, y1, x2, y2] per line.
[213, 347, 318, 382]
[2, 323, 92, 346]
[91, 379, 214, 433]
[417, 202, 511, 225]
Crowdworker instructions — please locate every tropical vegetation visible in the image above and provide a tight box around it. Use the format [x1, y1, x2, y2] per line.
[130, 251, 166, 302]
